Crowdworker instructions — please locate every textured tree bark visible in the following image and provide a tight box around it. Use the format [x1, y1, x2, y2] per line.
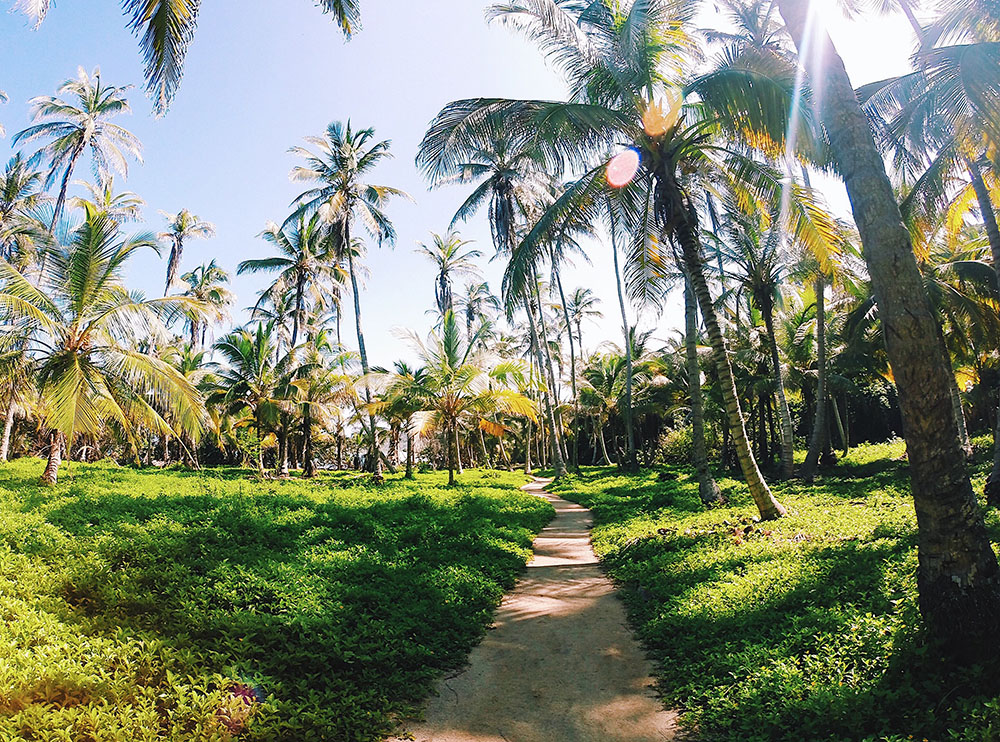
[0, 403, 15, 462]
[448, 420, 458, 486]
[801, 275, 828, 481]
[762, 300, 796, 479]
[685, 276, 723, 505]
[779, 0, 1000, 652]
[524, 295, 568, 477]
[303, 404, 317, 478]
[40, 431, 63, 485]
[671, 186, 786, 520]
[942, 343, 972, 457]
[524, 420, 533, 475]
[164, 237, 185, 296]
[405, 429, 414, 479]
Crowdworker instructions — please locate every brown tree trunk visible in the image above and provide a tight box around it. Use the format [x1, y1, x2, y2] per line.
[0, 402, 15, 462]
[609, 203, 637, 471]
[303, 404, 317, 478]
[779, 0, 1000, 653]
[669, 181, 786, 520]
[524, 420, 533, 475]
[554, 268, 581, 472]
[685, 276, 723, 504]
[524, 295, 567, 477]
[40, 431, 63, 485]
[405, 428, 414, 479]
[801, 274, 828, 481]
[345, 222, 380, 475]
[762, 302, 795, 479]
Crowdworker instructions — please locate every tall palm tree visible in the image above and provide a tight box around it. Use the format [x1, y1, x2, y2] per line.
[456, 281, 501, 343]
[14, 68, 142, 231]
[289, 120, 409, 472]
[13, 1, 363, 114]
[0, 210, 204, 483]
[416, 132, 568, 478]
[181, 260, 233, 348]
[159, 208, 215, 295]
[416, 231, 483, 317]
[0, 154, 47, 263]
[775, 0, 1000, 655]
[70, 177, 144, 225]
[566, 287, 603, 360]
[238, 213, 339, 347]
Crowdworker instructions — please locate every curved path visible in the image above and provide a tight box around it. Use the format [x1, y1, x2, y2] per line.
[390, 477, 679, 742]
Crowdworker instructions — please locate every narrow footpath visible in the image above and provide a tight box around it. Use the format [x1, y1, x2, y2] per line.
[391, 477, 679, 742]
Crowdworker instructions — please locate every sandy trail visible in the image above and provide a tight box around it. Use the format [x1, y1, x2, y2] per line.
[390, 477, 679, 742]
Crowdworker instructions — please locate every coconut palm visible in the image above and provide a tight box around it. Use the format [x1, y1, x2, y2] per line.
[181, 260, 234, 349]
[379, 361, 431, 479]
[0, 209, 204, 484]
[238, 213, 340, 347]
[294, 339, 355, 477]
[456, 281, 501, 343]
[416, 231, 483, 317]
[70, 177, 144, 225]
[403, 310, 536, 485]
[0, 153, 47, 264]
[288, 120, 410, 472]
[566, 287, 603, 359]
[207, 323, 299, 477]
[159, 208, 215, 295]
[13, 1, 362, 114]
[775, 0, 1000, 653]
[13, 68, 142, 232]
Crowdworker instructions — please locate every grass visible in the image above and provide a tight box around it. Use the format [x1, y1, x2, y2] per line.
[549, 440, 1000, 742]
[0, 460, 553, 741]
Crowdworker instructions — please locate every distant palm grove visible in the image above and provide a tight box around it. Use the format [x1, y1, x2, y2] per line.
[4, 0, 1000, 740]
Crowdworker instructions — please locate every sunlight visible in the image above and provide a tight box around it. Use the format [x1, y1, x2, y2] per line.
[607, 148, 641, 188]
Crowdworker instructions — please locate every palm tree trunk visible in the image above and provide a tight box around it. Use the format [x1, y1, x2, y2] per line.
[164, 238, 184, 296]
[831, 394, 849, 458]
[524, 420, 532, 475]
[779, 0, 1000, 652]
[454, 428, 463, 474]
[255, 411, 265, 477]
[554, 269, 580, 472]
[762, 303, 795, 479]
[405, 428, 414, 479]
[345, 225, 380, 474]
[685, 276, 723, 504]
[530, 267, 569, 469]
[303, 404, 316, 478]
[0, 402, 15, 462]
[477, 424, 490, 469]
[598, 424, 612, 466]
[609, 203, 637, 471]
[50, 141, 85, 234]
[40, 431, 63, 485]
[523, 294, 567, 478]
[941, 343, 972, 457]
[801, 274, 828, 481]
[448, 420, 457, 486]
[669, 181, 785, 520]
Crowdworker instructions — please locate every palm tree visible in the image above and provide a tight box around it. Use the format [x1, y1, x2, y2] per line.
[238, 213, 339, 347]
[288, 120, 410, 472]
[456, 281, 501, 343]
[159, 209, 215, 295]
[0, 154, 47, 264]
[181, 260, 233, 348]
[14, 1, 363, 114]
[208, 323, 299, 477]
[416, 231, 483, 317]
[416, 132, 568, 478]
[403, 310, 536, 485]
[294, 340, 355, 477]
[775, 0, 1000, 654]
[566, 287, 603, 360]
[0, 210, 204, 484]
[70, 177, 144, 225]
[380, 361, 431, 479]
[13, 68, 142, 232]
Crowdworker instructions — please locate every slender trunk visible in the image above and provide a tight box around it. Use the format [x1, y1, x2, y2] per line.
[530, 267, 569, 470]
[524, 294, 567, 477]
[609, 203, 637, 471]
[801, 274, 828, 481]
[405, 427, 414, 479]
[685, 276, 723, 504]
[831, 394, 849, 457]
[0, 402, 14, 462]
[598, 424, 613, 466]
[454, 428, 464, 474]
[941, 343, 972, 457]
[554, 267, 580, 472]
[524, 420, 532, 474]
[255, 411, 265, 477]
[303, 403, 316, 478]
[448, 420, 457, 486]
[345, 225, 380, 474]
[50, 142, 85, 234]
[477, 424, 489, 469]
[336, 427, 343, 470]
[40, 431, 63, 485]
[277, 414, 290, 477]
[668, 179, 785, 520]
[762, 302, 795, 479]
[967, 160, 1000, 503]
[164, 237, 184, 296]
[780, 0, 1000, 651]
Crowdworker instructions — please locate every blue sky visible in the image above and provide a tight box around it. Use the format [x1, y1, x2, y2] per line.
[0, 1, 914, 365]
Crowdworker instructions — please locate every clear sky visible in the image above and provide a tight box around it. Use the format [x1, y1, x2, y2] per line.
[0, 1, 915, 366]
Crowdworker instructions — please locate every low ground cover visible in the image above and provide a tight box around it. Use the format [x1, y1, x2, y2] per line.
[550, 441, 1000, 742]
[0, 461, 551, 741]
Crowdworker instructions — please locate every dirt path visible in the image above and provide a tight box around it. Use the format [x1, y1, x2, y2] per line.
[390, 477, 679, 742]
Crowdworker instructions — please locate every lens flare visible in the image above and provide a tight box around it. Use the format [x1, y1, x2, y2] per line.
[607, 148, 640, 188]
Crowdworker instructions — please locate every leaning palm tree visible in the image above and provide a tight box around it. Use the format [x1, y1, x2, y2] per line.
[288, 120, 410, 472]
[13, 68, 142, 231]
[775, 0, 1000, 654]
[0, 209, 204, 484]
[239, 213, 340, 347]
[416, 231, 483, 317]
[159, 208, 215, 295]
[181, 260, 233, 349]
[13, 1, 363, 114]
